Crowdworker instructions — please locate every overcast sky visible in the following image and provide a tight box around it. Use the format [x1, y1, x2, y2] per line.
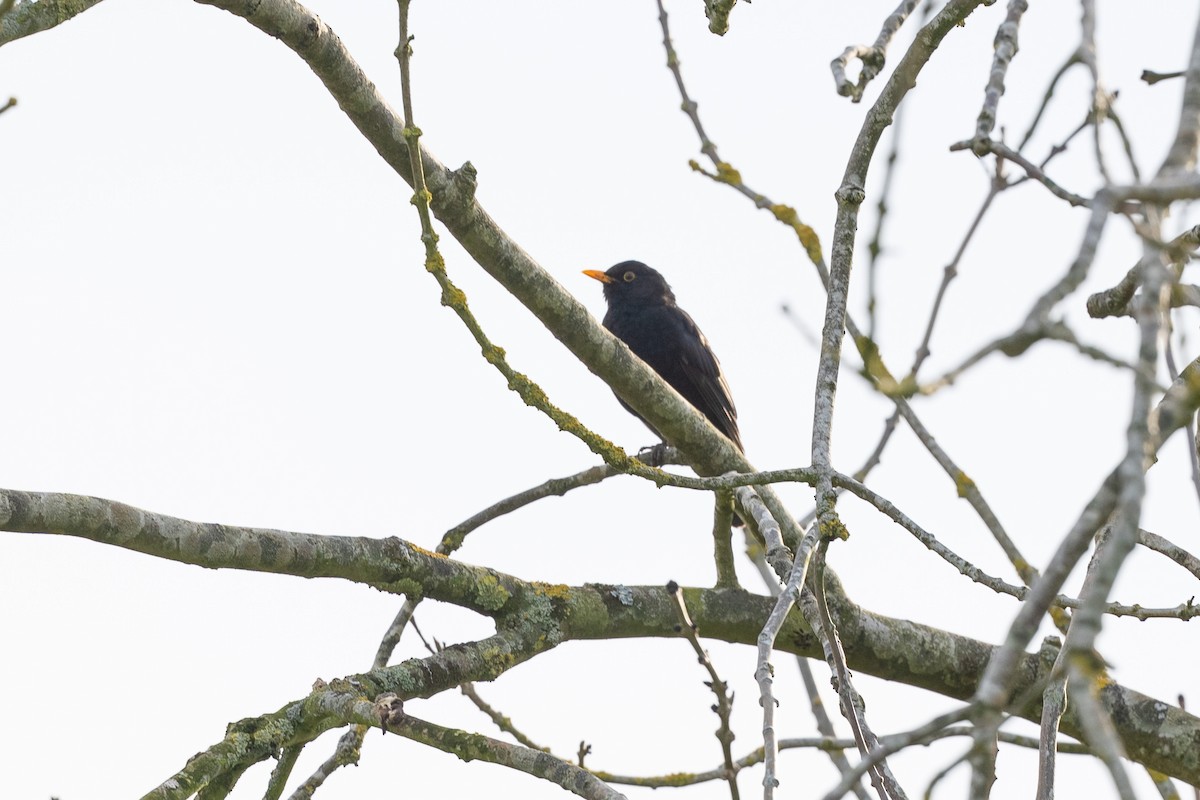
[2, 1, 1199, 798]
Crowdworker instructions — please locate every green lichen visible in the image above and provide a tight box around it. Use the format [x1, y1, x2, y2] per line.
[560, 587, 609, 636]
[591, 770, 697, 787]
[477, 643, 519, 674]
[954, 471, 976, 498]
[482, 344, 507, 365]
[440, 284, 467, 308]
[770, 203, 825, 264]
[474, 574, 511, 611]
[854, 334, 903, 396]
[819, 516, 850, 542]
[715, 161, 742, 184]
[508, 373, 549, 407]
[429, 726, 493, 763]
[386, 578, 424, 599]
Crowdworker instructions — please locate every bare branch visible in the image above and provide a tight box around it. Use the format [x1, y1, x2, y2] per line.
[667, 582, 740, 800]
[755, 525, 820, 797]
[831, 0, 923, 103]
[810, 542, 908, 800]
[973, 0, 1029, 145]
[396, 714, 628, 800]
[283, 730, 363, 800]
[1138, 528, 1200, 580]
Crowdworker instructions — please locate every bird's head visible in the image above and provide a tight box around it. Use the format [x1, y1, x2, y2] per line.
[582, 261, 676, 307]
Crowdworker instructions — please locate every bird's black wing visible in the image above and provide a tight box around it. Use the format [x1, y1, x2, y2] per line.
[668, 308, 742, 452]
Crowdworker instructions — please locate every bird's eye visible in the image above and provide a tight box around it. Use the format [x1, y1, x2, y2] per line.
[623, 271, 636, 283]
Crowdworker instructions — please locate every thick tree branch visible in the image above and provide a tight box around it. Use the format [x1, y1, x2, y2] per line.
[0, 487, 521, 617]
[4, 486, 1198, 787]
[0, 0, 104, 46]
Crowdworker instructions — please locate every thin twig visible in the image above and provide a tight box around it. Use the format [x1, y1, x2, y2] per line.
[920, 316, 1155, 395]
[1077, 0, 1115, 184]
[1018, 51, 1082, 151]
[1066, 659, 1138, 800]
[969, 467, 1122, 793]
[831, 0, 923, 103]
[863, 0, 936, 343]
[284, 730, 364, 800]
[1138, 529, 1200, 579]
[924, 752, 970, 799]
[1146, 768, 1183, 800]
[1144, 69, 1186, 85]
[905, 169, 1004, 384]
[667, 582, 740, 800]
[440, 451, 686, 552]
[656, 0, 825, 268]
[797, 655, 874, 800]
[834, 471, 1199, 620]
[1164, 315, 1200, 509]
[1107, 104, 1144, 182]
[460, 682, 553, 754]
[952, 137, 1091, 207]
[712, 486, 740, 588]
[396, 713, 629, 800]
[594, 726, 1090, 789]
[810, 541, 908, 800]
[746, 533, 871, 800]
[755, 525, 821, 798]
[818, 707, 973, 800]
[973, 0, 1030, 145]
[1034, 636, 1066, 800]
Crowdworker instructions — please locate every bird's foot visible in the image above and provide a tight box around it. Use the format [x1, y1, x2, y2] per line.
[636, 442, 671, 467]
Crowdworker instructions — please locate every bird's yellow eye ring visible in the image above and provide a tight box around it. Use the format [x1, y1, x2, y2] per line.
[623, 271, 636, 283]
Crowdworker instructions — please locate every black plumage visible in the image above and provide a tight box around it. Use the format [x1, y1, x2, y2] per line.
[583, 261, 743, 453]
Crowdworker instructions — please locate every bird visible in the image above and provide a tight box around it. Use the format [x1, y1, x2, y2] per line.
[583, 260, 743, 454]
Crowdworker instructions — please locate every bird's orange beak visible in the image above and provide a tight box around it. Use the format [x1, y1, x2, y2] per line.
[582, 269, 614, 284]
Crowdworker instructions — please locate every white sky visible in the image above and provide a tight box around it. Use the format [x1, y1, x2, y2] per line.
[2, 1, 1199, 798]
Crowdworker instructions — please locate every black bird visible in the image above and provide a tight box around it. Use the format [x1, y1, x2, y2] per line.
[583, 261, 743, 454]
